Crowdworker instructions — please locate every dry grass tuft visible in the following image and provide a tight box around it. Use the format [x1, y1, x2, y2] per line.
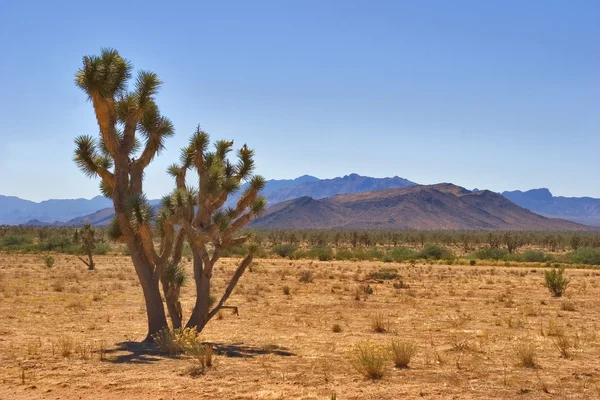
[349, 341, 387, 380]
[390, 340, 416, 368]
[371, 313, 388, 333]
[299, 270, 314, 283]
[516, 343, 538, 368]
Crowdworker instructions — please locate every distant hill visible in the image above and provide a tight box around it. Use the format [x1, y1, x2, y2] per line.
[61, 174, 417, 226]
[502, 189, 600, 227]
[250, 183, 588, 231]
[0, 195, 112, 225]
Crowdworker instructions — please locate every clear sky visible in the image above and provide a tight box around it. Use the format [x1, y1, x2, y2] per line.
[0, 0, 598, 201]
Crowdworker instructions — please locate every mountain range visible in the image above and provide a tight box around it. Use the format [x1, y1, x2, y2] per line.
[249, 183, 586, 231]
[1, 174, 598, 229]
[502, 188, 600, 227]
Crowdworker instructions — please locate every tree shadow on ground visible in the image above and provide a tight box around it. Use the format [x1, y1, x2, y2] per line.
[104, 341, 294, 364]
[104, 341, 166, 364]
[208, 342, 295, 358]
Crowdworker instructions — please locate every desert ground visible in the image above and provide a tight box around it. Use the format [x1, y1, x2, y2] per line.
[1, 254, 600, 399]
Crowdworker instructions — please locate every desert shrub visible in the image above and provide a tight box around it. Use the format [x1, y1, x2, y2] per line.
[272, 244, 298, 258]
[472, 247, 508, 260]
[306, 246, 333, 261]
[332, 324, 342, 333]
[384, 247, 418, 262]
[349, 341, 387, 380]
[39, 236, 76, 253]
[57, 336, 74, 357]
[93, 242, 111, 255]
[552, 333, 574, 359]
[282, 285, 291, 295]
[516, 343, 537, 368]
[0, 234, 33, 251]
[334, 248, 355, 260]
[393, 281, 409, 289]
[469, 259, 476, 266]
[417, 245, 453, 260]
[44, 255, 55, 268]
[507, 250, 549, 263]
[544, 267, 569, 297]
[366, 268, 399, 280]
[153, 327, 203, 355]
[390, 340, 416, 368]
[522, 250, 549, 263]
[561, 300, 576, 312]
[299, 270, 314, 283]
[362, 284, 374, 295]
[569, 247, 600, 265]
[371, 313, 388, 333]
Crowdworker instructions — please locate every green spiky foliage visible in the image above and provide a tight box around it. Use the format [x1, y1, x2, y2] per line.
[76, 223, 97, 270]
[73, 49, 175, 340]
[162, 127, 266, 331]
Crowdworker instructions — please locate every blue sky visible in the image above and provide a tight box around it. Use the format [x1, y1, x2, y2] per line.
[0, 0, 598, 201]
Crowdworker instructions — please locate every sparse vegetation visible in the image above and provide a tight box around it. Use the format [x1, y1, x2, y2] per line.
[371, 313, 388, 333]
[516, 343, 538, 368]
[349, 341, 387, 380]
[545, 267, 569, 297]
[44, 255, 55, 268]
[390, 340, 416, 368]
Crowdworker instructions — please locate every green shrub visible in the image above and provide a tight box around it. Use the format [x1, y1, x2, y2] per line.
[39, 236, 75, 252]
[521, 250, 548, 263]
[0, 234, 33, 250]
[93, 242, 112, 255]
[306, 246, 333, 261]
[544, 267, 569, 297]
[384, 247, 418, 262]
[417, 245, 454, 260]
[44, 255, 55, 268]
[472, 247, 508, 260]
[569, 247, 600, 265]
[506, 250, 549, 263]
[272, 244, 298, 258]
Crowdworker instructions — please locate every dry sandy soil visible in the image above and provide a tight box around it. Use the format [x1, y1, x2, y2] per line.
[1, 254, 600, 399]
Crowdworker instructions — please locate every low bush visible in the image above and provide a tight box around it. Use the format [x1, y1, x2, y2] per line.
[544, 267, 569, 297]
[384, 247, 418, 262]
[417, 245, 454, 260]
[0, 234, 33, 251]
[299, 270, 314, 283]
[349, 341, 387, 380]
[272, 244, 298, 258]
[366, 268, 399, 280]
[306, 246, 333, 261]
[472, 247, 508, 260]
[569, 247, 600, 265]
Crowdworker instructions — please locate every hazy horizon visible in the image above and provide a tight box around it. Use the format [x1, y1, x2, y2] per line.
[1, 1, 598, 201]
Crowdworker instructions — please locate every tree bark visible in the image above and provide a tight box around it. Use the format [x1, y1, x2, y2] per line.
[185, 253, 210, 330]
[161, 279, 182, 329]
[128, 243, 168, 341]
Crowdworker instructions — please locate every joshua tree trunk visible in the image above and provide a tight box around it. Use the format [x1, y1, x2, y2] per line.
[161, 277, 182, 330]
[127, 240, 168, 341]
[185, 250, 209, 329]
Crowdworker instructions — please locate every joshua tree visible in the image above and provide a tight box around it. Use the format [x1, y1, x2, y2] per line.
[73, 48, 175, 340]
[75, 223, 96, 270]
[158, 128, 266, 331]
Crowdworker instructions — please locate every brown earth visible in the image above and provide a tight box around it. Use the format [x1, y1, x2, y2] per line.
[250, 183, 588, 231]
[1, 254, 600, 399]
